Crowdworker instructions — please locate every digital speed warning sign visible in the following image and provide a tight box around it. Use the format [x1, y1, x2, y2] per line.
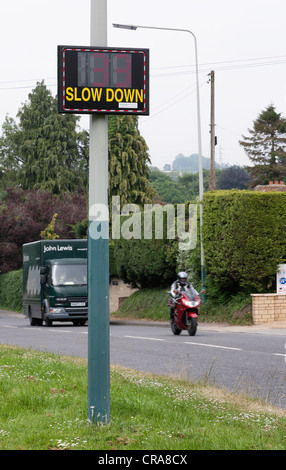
[58, 45, 149, 115]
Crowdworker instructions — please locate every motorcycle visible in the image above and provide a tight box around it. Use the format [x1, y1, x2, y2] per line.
[169, 287, 201, 336]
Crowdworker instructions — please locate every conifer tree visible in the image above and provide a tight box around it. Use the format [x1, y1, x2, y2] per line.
[0, 83, 155, 206]
[0, 81, 88, 194]
[108, 115, 156, 207]
[239, 104, 286, 186]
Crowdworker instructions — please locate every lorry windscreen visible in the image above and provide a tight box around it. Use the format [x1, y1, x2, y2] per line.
[51, 264, 87, 286]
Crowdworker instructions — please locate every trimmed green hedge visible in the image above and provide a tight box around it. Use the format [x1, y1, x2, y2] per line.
[0, 269, 23, 312]
[114, 237, 178, 288]
[113, 209, 179, 288]
[202, 190, 286, 292]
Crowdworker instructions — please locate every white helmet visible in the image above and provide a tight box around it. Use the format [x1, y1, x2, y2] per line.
[177, 271, 188, 285]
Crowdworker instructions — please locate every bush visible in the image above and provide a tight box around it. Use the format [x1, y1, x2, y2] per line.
[115, 237, 177, 288]
[0, 188, 87, 273]
[0, 269, 22, 311]
[202, 190, 286, 292]
[114, 209, 178, 288]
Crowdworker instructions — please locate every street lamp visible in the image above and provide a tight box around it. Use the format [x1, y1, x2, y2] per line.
[113, 23, 206, 297]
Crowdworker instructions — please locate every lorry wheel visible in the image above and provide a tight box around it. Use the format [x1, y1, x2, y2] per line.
[45, 317, 53, 327]
[28, 308, 37, 326]
[29, 315, 37, 326]
[73, 320, 86, 326]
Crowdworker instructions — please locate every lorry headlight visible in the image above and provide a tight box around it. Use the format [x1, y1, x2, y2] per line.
[50, 307, 65, 314]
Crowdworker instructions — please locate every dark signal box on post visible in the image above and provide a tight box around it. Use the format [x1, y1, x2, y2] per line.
[58, 45, 149, 115]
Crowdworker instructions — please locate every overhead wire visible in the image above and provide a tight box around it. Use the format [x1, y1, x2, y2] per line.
[0, 53, 285, 91]
[151, 54, 286, 77]
[140, 75, 208, 124]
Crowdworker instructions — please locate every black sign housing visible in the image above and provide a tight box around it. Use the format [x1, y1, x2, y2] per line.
[58, 45, 149, 115]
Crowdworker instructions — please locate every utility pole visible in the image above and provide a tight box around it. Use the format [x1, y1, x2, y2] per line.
[209, 70, 216, 190]
[88, 0, 110, 424]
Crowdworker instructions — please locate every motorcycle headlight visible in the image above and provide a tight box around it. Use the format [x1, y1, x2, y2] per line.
[182, 299, 199, 307]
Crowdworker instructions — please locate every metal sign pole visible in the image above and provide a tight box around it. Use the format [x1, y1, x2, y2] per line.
[87, 0, 110, 424]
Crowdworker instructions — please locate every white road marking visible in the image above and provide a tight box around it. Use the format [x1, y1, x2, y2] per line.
[3, 325, 284, 357]
[125, 335, 165, 342]
[184, 341, 242, 351]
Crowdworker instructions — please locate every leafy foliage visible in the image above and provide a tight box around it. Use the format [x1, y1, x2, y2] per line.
[0, 269, 22, 311]
[0, 85, 155, 204]
[216, 165, 250, 190]
[108, 115, 156, 207]
[114, 211, 178, 288]
[149, 169, 215, 204]
[202, 190, 286, 292]
[0, 81, 88, 194]
[40, 213, 60, 240]
[0, 188, 87, 273]
[0, 84, 157, 280]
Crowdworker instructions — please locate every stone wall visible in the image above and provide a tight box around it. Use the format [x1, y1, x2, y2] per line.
[109, 277, 138, 313]
[251, 293, 286, 324]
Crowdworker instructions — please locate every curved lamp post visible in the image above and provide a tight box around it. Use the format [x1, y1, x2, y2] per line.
[113, 23, 206, 297]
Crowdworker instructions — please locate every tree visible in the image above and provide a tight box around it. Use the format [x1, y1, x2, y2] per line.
[0, 116, 20, 188]
[0, 81, 88, 194]
[40, 213, 60, 240]
[217, 165, 250, 190]
[108, 115, 156, 207]
[149, 169, 217, 204]
[149, 170, 185, 204]
[0, 85, 155, 205]
[0, 188, 87, 273]
[239, 104, 286, 187]
[72, 115, 158, 236]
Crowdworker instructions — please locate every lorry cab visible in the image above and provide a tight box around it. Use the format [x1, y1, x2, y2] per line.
[41, 258, 88, 326]
[23, 240, 88, 326]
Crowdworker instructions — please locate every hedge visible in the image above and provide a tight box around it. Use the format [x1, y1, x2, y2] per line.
[0, 269, 23, 311]
[202, 190, 286, 292]
[113, 208, 179, 288]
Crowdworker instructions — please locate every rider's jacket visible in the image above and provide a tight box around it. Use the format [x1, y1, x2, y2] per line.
[170, 280, 198, 299]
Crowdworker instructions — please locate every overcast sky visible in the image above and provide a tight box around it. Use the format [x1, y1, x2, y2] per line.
[1, 0, 286, 169]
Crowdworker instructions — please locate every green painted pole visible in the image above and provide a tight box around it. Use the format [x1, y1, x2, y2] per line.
[87, 0, 110, 424]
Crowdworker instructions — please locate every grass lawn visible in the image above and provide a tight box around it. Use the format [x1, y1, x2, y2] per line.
[0, 345, 285, 450]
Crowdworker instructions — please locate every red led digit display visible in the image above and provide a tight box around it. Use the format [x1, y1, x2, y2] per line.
[89, 52, 109, 87]
[78, 52, 131, 88]
[113, 54, 132, 87]
[58, 45, 149, 115]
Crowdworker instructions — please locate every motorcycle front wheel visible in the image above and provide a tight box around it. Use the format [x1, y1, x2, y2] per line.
[187, 317, 197, 336]
[171, 320, 182, 335]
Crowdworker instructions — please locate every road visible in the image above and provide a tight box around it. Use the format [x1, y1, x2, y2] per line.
[1, 310, 286, 409]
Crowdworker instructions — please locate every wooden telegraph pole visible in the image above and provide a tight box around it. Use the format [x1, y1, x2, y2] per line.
[209, 70, 216, 190]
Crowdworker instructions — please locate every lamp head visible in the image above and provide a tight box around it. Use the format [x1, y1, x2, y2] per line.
[112, 23, 137, 30]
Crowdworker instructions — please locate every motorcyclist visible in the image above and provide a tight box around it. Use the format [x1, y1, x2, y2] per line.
[169, 272, 198, 322]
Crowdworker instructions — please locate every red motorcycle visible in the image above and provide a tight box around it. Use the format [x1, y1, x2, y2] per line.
[169, 287, 201, 336]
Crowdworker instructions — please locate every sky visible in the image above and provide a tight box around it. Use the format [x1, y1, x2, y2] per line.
[1, 0, 286, 170]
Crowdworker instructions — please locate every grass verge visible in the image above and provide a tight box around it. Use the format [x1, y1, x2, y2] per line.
[111, 288, 253, 325]
[0, 345, 285, 450]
